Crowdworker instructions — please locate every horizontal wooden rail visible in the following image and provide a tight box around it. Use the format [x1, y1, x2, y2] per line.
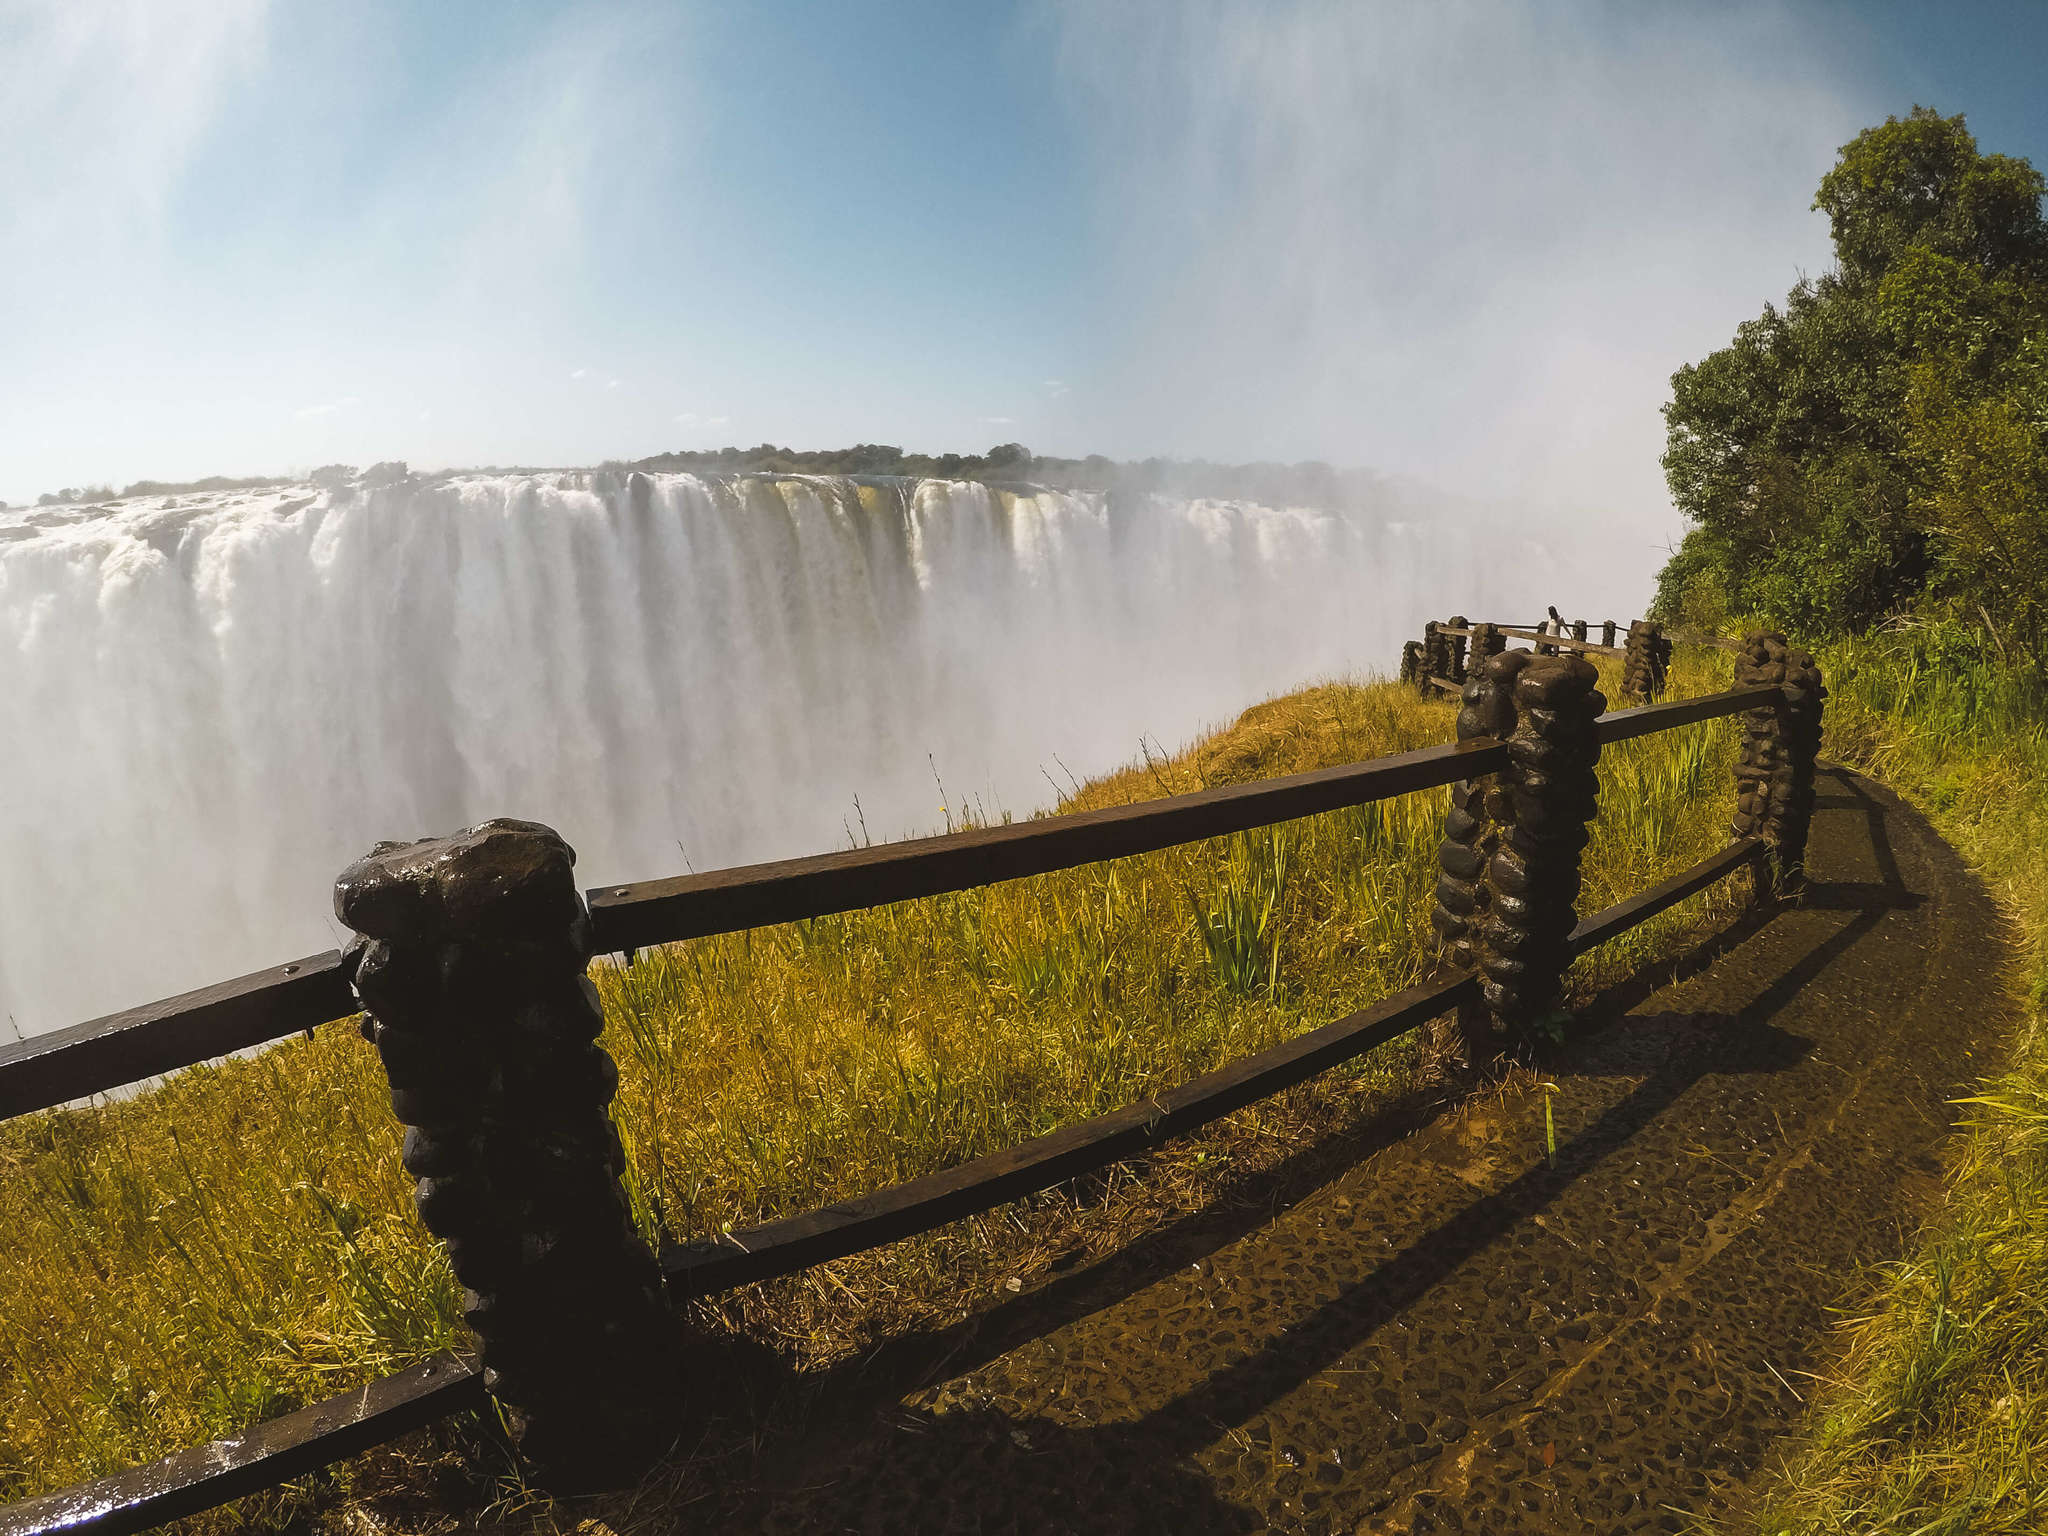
[663, 974, 1477, 1296]
[0, 1353, 482, 1536]
[1441, 621, 1734, 658]
[586, 737, 1513, 954]
[1568, 838, 1763, 953]
[1594, 685, 1777, 746]
[0, 684, 1778, 1119]
[0, 952, 358, 1122]
[662, 829, 1766, 1300]
[591, 686, 1776, 954]
[1489, 625, 1628, 658]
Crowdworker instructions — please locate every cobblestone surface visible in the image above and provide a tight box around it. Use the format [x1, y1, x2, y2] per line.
[727, 766, 2006, 1533]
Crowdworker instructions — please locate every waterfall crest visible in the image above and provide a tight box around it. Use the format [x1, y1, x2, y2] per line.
[0, 470, 1543, 1037]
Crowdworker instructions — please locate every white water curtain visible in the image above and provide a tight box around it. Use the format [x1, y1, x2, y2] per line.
[0, 471, 1546, 1036]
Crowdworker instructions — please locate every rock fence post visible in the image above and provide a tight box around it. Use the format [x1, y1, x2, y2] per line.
[337, 819, 682, 1489]
[1621, 620, 1669, 702]
[1446, 615, 1470, 683]
[1432, 652, 1605, 1065]
[1731, 634, 1827, 896]
[1601, 620, 1617, 648]
[1470, 622, 1506, 667]
[1399, 639, 1424, 690]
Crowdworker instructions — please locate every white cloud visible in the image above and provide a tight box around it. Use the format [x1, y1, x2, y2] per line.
[979, 415, 1017, 426]
[674, 412, 731, 429]
[570, 368, 589, 380]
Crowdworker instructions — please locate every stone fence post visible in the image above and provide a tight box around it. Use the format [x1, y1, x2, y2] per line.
[1601, 620, 1617, 648]
[1446, 615, 1470, 683]
[1731, 635, 1827, 896]
[1400, 639, 1425, 691]
[1470, 622, 1506, 668]
[337, 819, 682, 1490]
[1621, 620, 1669, 703]
[1432, 652, 1605, 1066]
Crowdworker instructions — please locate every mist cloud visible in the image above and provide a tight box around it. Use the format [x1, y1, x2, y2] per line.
[1047, 0, 1874, 609]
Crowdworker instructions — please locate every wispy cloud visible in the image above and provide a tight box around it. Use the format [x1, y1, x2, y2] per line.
[294, 395, 359, 420]
[674, 411, 731, 429]
[361, 7, 692, 314]
[0, 0, 270, 246]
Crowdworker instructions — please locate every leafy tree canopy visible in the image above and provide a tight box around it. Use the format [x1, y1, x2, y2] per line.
[1655, 107, 2048, 656]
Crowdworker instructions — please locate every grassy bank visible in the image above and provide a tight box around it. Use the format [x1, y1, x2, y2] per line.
[1754, 633, 2048, 1535]
[0, 651, 1747, 1528]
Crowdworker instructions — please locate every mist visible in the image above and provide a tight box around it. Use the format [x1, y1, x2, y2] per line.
[0, 470, 1554, 1038]
[1043, 0, 1870, 615]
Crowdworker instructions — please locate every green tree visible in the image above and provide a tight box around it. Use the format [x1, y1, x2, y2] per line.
[1657, 108, 2048, 655]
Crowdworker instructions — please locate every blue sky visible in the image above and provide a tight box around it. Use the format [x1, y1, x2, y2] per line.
[4, 0, 2047, 525]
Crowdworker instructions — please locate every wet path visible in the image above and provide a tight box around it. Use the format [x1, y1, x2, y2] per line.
[725, 768, 2008, 1533]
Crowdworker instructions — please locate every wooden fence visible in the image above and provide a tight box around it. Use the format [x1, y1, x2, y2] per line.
[0, 626, 1824, 1536]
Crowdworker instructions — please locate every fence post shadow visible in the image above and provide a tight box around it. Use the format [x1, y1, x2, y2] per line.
[672, 868, 1862, 1519]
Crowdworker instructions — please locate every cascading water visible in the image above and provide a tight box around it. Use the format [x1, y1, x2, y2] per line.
[0, 469, 1548, 1039]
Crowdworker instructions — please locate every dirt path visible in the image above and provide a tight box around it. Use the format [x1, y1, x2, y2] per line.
[713, 766, 2009, 1534]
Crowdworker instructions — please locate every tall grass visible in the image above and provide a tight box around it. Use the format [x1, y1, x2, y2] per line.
[1754, 631, 2048, 1534]
[0, 652, 1746, 1527]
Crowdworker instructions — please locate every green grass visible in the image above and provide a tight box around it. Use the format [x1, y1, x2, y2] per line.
[1751, 632, 2048, 1535]
[0, 652, 1748, 1530]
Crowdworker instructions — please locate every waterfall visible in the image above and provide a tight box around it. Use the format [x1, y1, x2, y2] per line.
[0, 469, 1547, 1038]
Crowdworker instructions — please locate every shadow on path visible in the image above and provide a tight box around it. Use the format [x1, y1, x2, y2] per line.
[629, 766, 2012, 1534]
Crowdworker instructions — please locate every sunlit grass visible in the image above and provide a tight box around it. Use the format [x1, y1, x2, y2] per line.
[0, 650, 1747, 1527]
[1752, 634, 2048, 1535]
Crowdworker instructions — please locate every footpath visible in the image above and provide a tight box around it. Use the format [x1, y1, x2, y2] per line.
[710, 766, 2006, 1533]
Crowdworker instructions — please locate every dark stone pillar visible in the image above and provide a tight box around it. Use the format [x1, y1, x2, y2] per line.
[1422, 620, 1446, 692]
[1446, 615, 1470, 683]
[1433, 654, 1605, 1065]
[1731, 634, 1827, 896]
[1621, 620, 1668, 703]
[336, 819, 682, 1489]
[1601, 619, 1618, 648]
[1399, 639, 1424, 689]
[1571, 618, 1588, 645]
[1432, 649, 1528, 1070]
[1476, 656, 1605, 1048]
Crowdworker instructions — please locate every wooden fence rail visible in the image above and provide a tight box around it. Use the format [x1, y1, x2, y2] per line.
[0, 625, 1824, 1536]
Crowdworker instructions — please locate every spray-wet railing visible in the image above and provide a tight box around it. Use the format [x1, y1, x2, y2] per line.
[0, 627, 1825, 1536]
